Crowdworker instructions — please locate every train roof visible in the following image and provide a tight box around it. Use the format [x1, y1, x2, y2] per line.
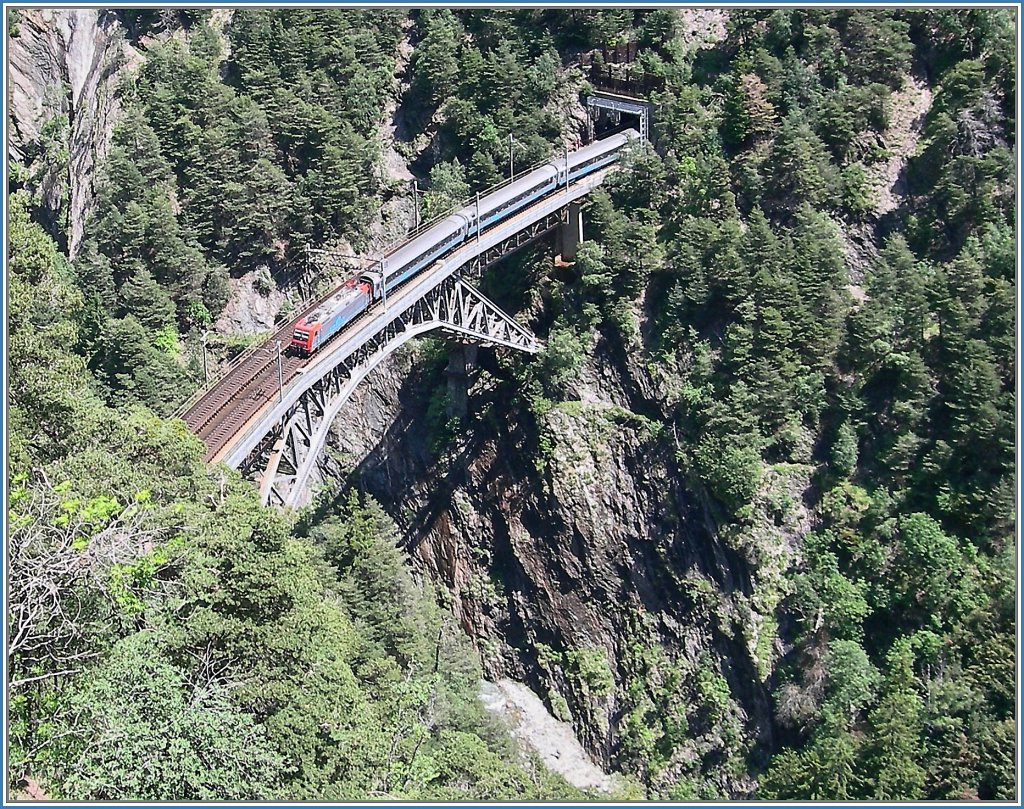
[382, 129, 639, 273]
[481, 130, 637, 213]
[387, 211, 466, 270]
[566, 128, 638, 166]
[478, 164, 559, 213]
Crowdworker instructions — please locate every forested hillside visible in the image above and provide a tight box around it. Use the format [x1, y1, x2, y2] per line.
[7, 7, 1017, 801]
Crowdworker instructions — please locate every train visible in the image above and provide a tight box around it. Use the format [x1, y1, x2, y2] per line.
[289, 128, 640, 357]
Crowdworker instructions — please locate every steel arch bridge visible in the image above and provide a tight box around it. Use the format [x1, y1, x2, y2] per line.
[243, 275, 540, 507]
[180, 150, 630, 508]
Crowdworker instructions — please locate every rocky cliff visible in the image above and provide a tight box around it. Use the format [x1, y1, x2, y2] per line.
[322, 253, 803, 796]
[8, 9, 138, 254]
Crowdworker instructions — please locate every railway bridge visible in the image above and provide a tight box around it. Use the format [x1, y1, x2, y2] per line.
[178, 134, 638, 507]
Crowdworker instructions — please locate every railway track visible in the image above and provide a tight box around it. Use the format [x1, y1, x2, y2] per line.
[186, 212, 561, 462]
[180, 276, 358, 461]
[182, 322, 294, 433]
[186, 345, 306, 463]
[183, 287, 389, 464]
[198, 355, 305, 461]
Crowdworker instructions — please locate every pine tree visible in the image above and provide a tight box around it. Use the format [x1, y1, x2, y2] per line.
[120, 269, 176, 332]
[409, 9, 462, 109]
[767, 114, 840, 208]
[865, 640, 926, 799]
[423, 160, 470, 219]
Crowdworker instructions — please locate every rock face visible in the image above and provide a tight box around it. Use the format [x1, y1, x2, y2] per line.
[8, 9, 138, 255]
[214, 268, 291, 336]
[325, 293, 787, 794]
[675, 8, 729, 51]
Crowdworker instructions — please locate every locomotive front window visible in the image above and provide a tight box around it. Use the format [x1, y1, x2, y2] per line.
[293, 331, 308, 341]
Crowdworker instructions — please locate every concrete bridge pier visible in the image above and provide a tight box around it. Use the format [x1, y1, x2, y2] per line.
[556, 201, 584, 263]
[446, 342, 478, 419]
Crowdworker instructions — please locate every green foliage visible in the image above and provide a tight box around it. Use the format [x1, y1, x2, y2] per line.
[9, 409, 571, 800]
[841, 12, 913, 88]
[424, 383, 459, 456]
[25, 113, 72, 235]
[7, 192, 105, 467]
[60, 8, 414, 411]
[840, 162, 876, 219]
[766, 113, 840, 208]
[539, 327, 586, 391]
[252, 265, 273, 296]
[409, 9, 462, 109]
[830, 422, 859, 478]
[576, 241, 613, 298]
[824, 640, 881, 720]
[52, 633, 284, 800]
[612, 637, 746, 797]
[864, 641, 926, 799]
[564, 647, 615, 697]
[8, 7, 1016, 803]
[228, 9, 398, 240]
[788, 531, 872, 642]
[422, 159, 471, 220]
[411, 9, 566, 185]
[694, 431, 763, 516]
[91, 316, 189, 415]
[574, 9, 1014, 799]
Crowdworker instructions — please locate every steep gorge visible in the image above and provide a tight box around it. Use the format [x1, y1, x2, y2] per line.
[319, 252, 798, 795]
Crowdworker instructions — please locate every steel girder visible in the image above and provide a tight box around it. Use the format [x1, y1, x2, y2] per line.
[242, 275, 541, 508]
[462, 207, 566, 275]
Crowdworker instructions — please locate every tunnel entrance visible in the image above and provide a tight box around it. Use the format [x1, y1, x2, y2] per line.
[586, 92, 651, 143]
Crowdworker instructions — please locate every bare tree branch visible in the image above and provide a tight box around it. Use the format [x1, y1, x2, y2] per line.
[7, 476, 177, 691]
